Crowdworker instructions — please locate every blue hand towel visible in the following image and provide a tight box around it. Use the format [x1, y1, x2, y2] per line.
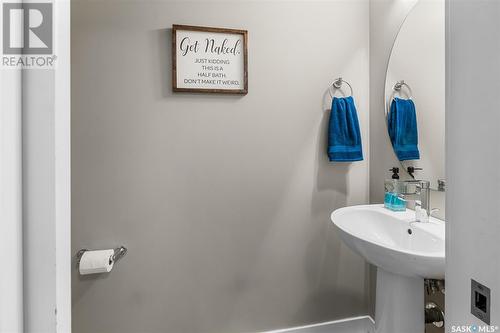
[387, 97, 420, 161]
[328, 96, 363, 162]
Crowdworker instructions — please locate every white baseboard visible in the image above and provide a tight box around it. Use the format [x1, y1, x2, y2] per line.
[260, 316, 375, 333]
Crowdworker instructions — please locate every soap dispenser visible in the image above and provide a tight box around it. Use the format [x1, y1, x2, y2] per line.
[384, 167, 406, 211]
[384, 167, 398, 209]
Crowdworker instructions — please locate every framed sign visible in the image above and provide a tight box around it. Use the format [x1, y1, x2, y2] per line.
[172, 25, 248, 94]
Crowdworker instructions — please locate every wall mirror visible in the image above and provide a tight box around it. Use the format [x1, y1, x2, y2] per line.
[385, 0, 445, 190]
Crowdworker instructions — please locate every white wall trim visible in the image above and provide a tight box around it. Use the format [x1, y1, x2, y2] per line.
[21, 0, 71, 331]
[259, 316, 375, 333]
[54, 0, 71, 332]
[0, 64, 23, 333]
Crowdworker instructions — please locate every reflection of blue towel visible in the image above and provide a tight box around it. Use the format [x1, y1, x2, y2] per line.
[328, 96, 363, 162]
[388, 98, 420, 161]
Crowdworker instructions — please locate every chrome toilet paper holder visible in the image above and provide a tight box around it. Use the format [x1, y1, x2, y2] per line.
[76, 246, 128, 267]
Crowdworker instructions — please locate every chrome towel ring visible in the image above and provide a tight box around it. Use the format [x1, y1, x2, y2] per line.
[329, 77, 354, 98]
[386, 80, 414, 116]
[393, 80, 413, 99]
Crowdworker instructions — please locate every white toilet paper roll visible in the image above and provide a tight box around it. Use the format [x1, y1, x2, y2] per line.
[79, 249, 115, 275]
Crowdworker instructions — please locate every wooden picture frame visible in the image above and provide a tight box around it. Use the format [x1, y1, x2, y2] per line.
[172, 25, 248, 94]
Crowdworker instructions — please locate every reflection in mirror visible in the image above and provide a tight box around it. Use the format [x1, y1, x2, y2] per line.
[385, 0, 445, 189]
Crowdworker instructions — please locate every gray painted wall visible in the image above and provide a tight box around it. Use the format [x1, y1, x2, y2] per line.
[446, 0, 500, 328]
[71, 1, 372, 332]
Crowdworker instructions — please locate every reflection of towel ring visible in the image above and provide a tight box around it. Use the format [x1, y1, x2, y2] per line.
[393, 80, 413, 99]
[329, 77, 354, 98]
[386, 80, 413, 116]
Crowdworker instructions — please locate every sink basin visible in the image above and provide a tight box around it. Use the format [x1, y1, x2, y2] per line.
[331, 204, 444, 278]
[330, 204, 445, 333]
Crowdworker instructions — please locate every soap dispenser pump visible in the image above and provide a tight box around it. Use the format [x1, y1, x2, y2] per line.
[389, 167, 400, 179]
[384, 167, 406, 211]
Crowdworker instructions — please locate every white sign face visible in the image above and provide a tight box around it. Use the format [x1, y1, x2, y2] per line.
[173, 26, 247, 94]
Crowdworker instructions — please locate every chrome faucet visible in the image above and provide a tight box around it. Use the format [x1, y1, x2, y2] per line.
[416, 180, 430, 216]
[389, 179, 436, 222]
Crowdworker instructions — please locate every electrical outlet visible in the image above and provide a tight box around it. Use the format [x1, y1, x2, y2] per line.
[471, 279, 491, 324]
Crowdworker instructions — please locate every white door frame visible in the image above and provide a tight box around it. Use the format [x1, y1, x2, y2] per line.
[0, 59, 23, 333]
[0, 1, 71, 332]
[54, 0, 71, 331]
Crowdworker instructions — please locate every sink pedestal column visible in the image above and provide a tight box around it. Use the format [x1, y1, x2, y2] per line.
[375, 268, 424, 333]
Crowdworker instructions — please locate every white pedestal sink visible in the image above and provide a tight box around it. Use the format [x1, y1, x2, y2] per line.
[330, 205, 445, 333]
